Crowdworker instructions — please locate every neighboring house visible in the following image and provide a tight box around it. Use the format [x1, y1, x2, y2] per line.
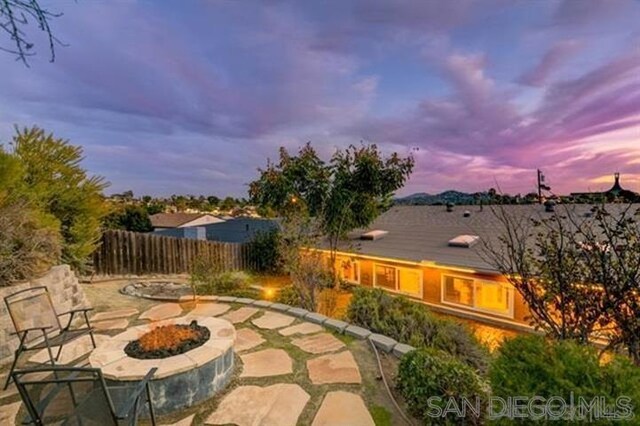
[150, 213, 225, 230]
[321, 203, 637, 333]
[153, 226, 207, 240]
[203, 218, 279, 243]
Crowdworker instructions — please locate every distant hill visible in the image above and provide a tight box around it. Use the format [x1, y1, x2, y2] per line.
[395, 190, 491, 205]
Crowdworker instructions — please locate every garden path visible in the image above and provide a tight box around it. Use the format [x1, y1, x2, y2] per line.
[0, 288, 392, 426]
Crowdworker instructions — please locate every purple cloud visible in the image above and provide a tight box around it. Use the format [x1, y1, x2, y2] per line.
[0, 0, 638, 197]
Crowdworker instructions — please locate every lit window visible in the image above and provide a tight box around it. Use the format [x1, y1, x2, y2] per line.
[443, 276, 473, 306]
[375, 265, 396, 289]
[442, 275, 513, 317]
[339, 258, 360, 284]
[475, 281, 511, 315]
[398, 269, 421, 296]
[374, 264, 422, 297]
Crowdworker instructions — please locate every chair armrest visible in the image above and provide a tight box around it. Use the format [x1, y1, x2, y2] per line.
[10, 326, 53, 336]
[114, 368, 157, 420]
[57, 307, 94, 317]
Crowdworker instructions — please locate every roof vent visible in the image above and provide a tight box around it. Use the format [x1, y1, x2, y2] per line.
[361, 230, 388, 240]
[446, 202, 454, 212]
[463, 210, 471, 218]
[448, 235, 480, 248]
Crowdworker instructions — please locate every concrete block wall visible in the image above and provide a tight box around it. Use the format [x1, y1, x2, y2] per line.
[0, 265, 90, 363]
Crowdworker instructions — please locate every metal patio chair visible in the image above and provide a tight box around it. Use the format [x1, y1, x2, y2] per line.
[4, 286, 96, 390]
[11, 366, 157, 425]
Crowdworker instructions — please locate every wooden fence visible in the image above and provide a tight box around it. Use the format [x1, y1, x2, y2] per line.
[92, 230, 257, 276]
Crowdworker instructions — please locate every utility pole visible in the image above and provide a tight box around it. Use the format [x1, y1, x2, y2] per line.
[537, 169, 551, 204]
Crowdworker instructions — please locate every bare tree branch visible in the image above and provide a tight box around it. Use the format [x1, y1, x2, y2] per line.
[0, 0, 64, 66]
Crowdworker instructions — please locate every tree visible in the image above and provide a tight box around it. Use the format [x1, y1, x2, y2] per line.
[483, 204, 640, 365]
[0, 150, 60, 285]
[103, 205, 153, 233]
[570, 205, 640, 364]
[482, 206, 605, 343]
[10, 126, 109, 272]
[249, 142, 413, 290]
[1, 0, 64, 66]
[220, 196, 236, 211]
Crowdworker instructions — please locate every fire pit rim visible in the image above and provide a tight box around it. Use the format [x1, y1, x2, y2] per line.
[89, 315, 235, 380]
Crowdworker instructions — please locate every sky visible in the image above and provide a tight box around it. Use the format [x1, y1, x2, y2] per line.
[1, 0, 639, 198]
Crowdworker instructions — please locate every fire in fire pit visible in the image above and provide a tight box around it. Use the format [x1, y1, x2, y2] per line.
[125, 320, 210, 359]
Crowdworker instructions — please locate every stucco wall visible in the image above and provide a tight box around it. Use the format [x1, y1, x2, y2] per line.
[0, 265, 90, 364]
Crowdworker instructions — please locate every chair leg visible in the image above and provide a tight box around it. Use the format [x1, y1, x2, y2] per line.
[146, 382, 156, 426]
[55, 333, 67, 362]
[83, 311, 97, 348]
[3, 349, 20, 390]
[4, 333, 27, 390]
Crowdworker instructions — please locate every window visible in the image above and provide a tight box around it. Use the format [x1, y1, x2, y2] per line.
[474, 281, 511, 315]
[375, 265, 396, 289]
[443, 276, 473, 306]
[339, 258, 360, 284]
[398, 269, 421, 295]
[374, 264, 423, 297]
[442, 274, 513, 317]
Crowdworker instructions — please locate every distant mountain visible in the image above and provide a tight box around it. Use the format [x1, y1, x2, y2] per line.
[395, 190, 491, 205]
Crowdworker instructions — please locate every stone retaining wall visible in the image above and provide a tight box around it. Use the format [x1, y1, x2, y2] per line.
[0, 265, 90, 363]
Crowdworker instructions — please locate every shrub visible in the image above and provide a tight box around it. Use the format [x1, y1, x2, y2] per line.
[190, 257, 258, 297]
[0, 151, 61, 285]
[275, 285, 302, 307]
[247, 228, 282, 273]
[397, 348, 489, 425]
[346, 287, 489, 371]
[490, 335, 640, 417]
[0, 201, 61, 286]
[9, 126, 108, 272]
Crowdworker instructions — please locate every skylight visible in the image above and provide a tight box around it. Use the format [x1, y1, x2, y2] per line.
[448, 235, 480, 248]
[360, 230, 388, 240]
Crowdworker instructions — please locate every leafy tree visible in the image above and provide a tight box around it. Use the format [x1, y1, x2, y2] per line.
[0, 150, 60, 285]
[103, 205, 153, 232]
[145, 202, 165, 215]
[220, 196, 236, 211]
[207, 195, 220, 207]
[249, 142, 413, 284]
[10, 126, 109, 272]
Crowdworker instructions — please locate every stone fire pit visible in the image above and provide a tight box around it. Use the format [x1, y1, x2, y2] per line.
[89, 316, 236, 415]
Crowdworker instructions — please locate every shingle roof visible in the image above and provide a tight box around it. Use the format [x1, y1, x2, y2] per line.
[150, 212, 208, 228]
[331, 204, 639, 273]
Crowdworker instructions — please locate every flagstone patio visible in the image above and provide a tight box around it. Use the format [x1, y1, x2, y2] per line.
[0, 279, 411, 426]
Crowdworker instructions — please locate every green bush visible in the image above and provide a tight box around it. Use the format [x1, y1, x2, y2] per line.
[346, 287, 489, 371]
[397, 348, 489, 425]
[190, 257, 258, 297]
[247, 228, 282, 273]
[275, 285, 302, 307]
[0, 150, 61, 285]
[490, 335, 640, 418]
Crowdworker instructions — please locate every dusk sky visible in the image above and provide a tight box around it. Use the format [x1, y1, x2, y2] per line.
[1, 0, 639, 198]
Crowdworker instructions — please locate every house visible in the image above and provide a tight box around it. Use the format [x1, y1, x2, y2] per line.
[150, 213, 225, 230]
[202, 218, 279, 243]
[321, 203, 637, 333]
